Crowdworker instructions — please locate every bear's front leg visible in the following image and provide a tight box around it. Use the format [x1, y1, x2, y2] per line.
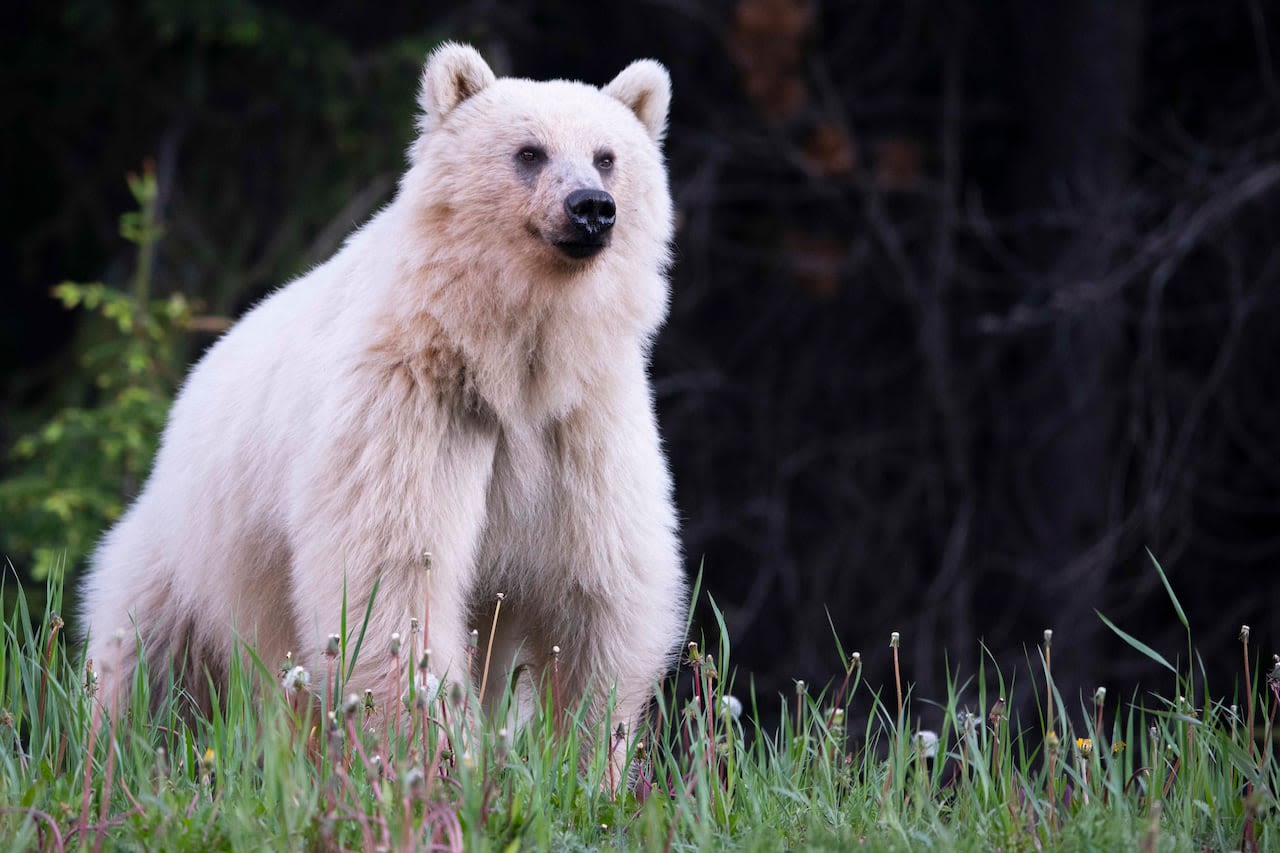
[546, 375, 687, 792]
[286, 395, 497, 717]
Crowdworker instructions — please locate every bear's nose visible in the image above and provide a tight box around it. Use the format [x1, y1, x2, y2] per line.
[564, 189, 616, 236]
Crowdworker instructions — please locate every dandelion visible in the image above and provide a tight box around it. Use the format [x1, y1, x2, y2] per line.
[325, 634, 340, 658]
[830, 708, 846, 736]
[915, 730, 939, 759]
[84, 659, 98, 697]
[1076, 737, 1094, 758]
[720, 694, 743, 719]
[281, 665, 310, 692]
[1045, 730, 1060, 754]
[403, 765, 425, 794]
[415, 670, 442, 704]
[198, 748, 216, 788]
[389, 633, 402, 657]
[1094, 686, 1107, 706]
[957, 710, 978, 742]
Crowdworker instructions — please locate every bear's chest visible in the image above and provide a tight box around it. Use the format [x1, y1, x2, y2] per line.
[482, 420, 567, 535]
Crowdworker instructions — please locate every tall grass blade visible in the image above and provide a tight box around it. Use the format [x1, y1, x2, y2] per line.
[1147, 548, 1189, 631]
[1096, 609, 1176, 673]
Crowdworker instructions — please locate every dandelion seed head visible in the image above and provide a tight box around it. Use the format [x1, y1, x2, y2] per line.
[915, 730, 939, 759]
[281, 665, 310, 692]
[403, 766, 425, 790]
[720, 695, 743, 719]
[414, 671, 441, 703]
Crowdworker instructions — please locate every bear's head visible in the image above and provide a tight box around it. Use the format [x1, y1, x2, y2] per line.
[404, 43, 673, 280]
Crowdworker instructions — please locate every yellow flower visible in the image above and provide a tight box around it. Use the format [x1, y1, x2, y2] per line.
[1075, 738, 1093, 758]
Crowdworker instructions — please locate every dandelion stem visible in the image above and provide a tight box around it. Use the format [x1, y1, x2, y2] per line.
[478, 594, 505, 707]
[1241, 626, 1256, 760]
[422, 552, 433, 658]
[890, 632, 903, 723]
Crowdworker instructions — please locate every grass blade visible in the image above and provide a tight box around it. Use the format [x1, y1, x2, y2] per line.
[1146, 548, 1189, 631]
[1096, 609, 1176, 674]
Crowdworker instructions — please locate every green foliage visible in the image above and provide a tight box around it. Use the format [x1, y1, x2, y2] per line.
[1, 565, 1278, 850]
[0, 165, 190, 579]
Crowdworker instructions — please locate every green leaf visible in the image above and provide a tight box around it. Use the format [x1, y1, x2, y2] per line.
[1096, 609, 1176, 673]
[1146, 548, 1188, 631]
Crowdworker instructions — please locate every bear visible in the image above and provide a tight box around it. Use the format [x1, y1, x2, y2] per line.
[79, 43, 686, 763]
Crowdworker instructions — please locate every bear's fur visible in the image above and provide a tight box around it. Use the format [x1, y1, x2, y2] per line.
[80, 44, 686, 744]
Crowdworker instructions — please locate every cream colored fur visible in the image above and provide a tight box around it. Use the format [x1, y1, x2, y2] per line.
[80, 44, 686, 745]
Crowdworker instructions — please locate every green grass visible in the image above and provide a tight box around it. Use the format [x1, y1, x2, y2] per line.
[1, 561, 1277, 851]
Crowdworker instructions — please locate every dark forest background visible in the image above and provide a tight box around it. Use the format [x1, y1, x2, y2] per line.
[3, 0, 1279, 726]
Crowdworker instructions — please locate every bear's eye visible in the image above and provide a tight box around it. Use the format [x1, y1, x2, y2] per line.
[516, 146, 545, 164]
[595, 152, 615, 171]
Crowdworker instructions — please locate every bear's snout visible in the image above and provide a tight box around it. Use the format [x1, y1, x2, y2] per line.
[557, 189, 616, 259]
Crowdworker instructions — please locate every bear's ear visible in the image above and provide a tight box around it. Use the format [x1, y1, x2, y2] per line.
[418, 42, 497, 132]
[603, 60, 671, 145]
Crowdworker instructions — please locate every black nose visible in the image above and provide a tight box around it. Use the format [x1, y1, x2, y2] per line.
[564, 189, 616, 236]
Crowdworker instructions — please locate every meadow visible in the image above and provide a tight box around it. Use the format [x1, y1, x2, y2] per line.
[1, 559, 1276, 851]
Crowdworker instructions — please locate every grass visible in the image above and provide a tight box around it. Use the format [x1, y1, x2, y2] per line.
[1, 558, 1277, 852]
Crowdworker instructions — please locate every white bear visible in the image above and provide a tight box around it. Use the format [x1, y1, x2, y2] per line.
[80, 43, 686, 753]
